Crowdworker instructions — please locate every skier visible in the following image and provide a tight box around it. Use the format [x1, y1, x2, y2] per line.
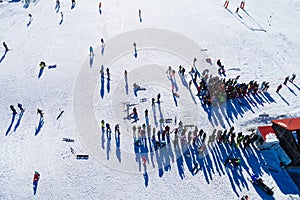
[106, 123, 111, 139]
[71, 0, 75, 5]
[217, 59, 222, 68]
[56, 0, 60, 7]
[115, 124, 120, 135]
[39, 61, 46, 68]
[290, 73, 296, 83]
[3, 42, 8, 52]
[133, 42, 137, 56]
[106, 68, 110, 77]
[89, 46, 94, 56]
[283, 76, 289, 85]
[60, 11, 63, 20]
[193, 57, 197, 66]
[151, 98, 155, 107]
[235, 6, 239, 13]
[17, 103, 25, 112]
[276, 84, 282, 93]
[145, 109, 148, 118]
[100, 120, 105, 129]
[99, 2, 102, 14]
[101, 38, 104, 47]
[10, 105, 17, 115]
[37, 108, 44, 118]
[33, 171, 40, 183]
[157, 93, 161, 104]
[28, 13, 32, 22]
[138, 9, 142, 22]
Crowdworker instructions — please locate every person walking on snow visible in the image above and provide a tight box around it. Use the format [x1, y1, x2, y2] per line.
[99, 2, 102, 14]
[290, 73, 296, 83]
[18, 103, 25, 112]
[276, 84, 282, 93]
[283, 76, 289, 85]
[157, 93, 161, 104]
[89, 46, 94, 56]
[138, 9, 142, 22]
[193, 57, 197, 66]
[3, 42, 9, 52]
[39, 61, 46, 69]
[37, 108, 44, 118]
[10, 105, 17, 115]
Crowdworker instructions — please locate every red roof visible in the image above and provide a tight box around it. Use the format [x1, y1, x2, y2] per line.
[272, 118, 300, 131]
[258, 126, 275, 140]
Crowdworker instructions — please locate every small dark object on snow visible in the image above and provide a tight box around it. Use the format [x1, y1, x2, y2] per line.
[62, 138, 74, 142]
[76, 155, 89, 159]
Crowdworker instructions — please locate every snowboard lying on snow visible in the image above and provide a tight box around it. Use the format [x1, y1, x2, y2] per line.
[248, 174, 274, 195]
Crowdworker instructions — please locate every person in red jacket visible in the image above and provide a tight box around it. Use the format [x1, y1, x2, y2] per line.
[33, 171, 40, 183]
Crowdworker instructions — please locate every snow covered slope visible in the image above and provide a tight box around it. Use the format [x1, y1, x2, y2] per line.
[1, 0, 300, 199]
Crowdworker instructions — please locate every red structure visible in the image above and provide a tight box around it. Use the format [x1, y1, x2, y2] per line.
[272, 118, 300, 166]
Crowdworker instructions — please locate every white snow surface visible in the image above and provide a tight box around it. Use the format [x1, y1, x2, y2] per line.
[1, 0, 300, 199]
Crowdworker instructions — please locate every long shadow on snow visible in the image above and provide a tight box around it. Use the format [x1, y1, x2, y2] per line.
[14, 111, 24, 132]
[0, 51, 7, 63]
[5, 113, 17, 136]
[35, 117, 44, 136]
[115, 132, 121, 163]
[100, 74, 104, 98]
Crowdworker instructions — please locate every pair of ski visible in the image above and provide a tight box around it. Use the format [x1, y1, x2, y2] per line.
[248, 175, 274, 196]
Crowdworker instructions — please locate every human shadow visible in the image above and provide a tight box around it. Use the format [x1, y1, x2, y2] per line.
[107, 75, 110, 93]
[106, 137, 111, 160]
[277, 93, 290, 106]
[48, 65, 57, 69]
[174, 146, 185, 179]
[134, 50, 137, 58]
[71, 2, 76, 9]
[35, 117, 44, 136]
[89, 55, 94, 68]
[179, 74, 188, 88]
[27, 18, 33, 27]
[286, 85, 297, 96]
[5, 113, 17, 136]
[143, 169, 148, 187]
[101, 46, 105, 55]
[0, 51, 7, 63]
[59, 18, 63, 25]
[23, 2, 29, 9]
[152, 105, 158, 127]
[115, 132, 121, 163]
[14, 111, 24, 132]
[33, 180, 39, 195]
[172, 92, 178, 107]
[125, 76, 129, 95]
[55, 4, 60, 13]
[38, 67, 44, 79]
[101, 127, 105, 149]
[291, 82, 300, 91]
[99, 8, 102, 15]
[100, 74, 104, 98]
